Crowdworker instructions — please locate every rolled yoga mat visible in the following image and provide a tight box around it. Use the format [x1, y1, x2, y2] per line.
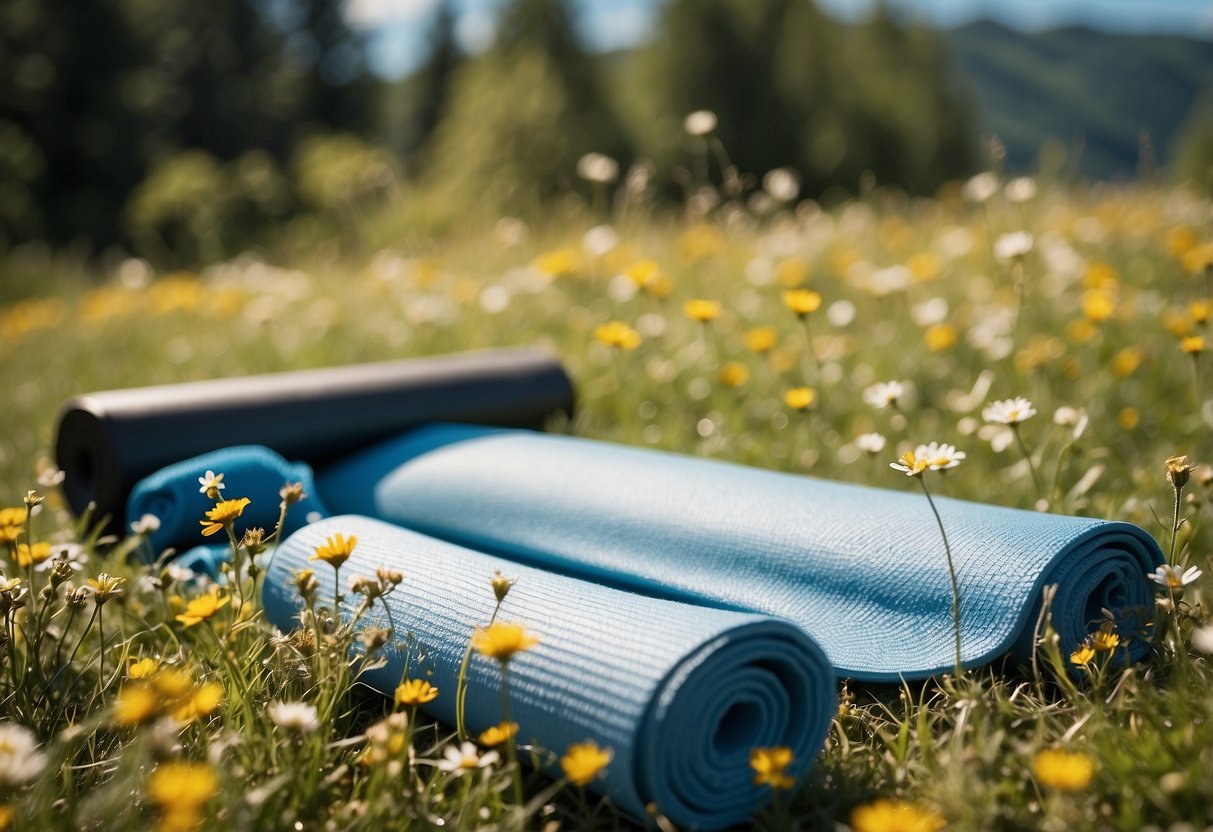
[317, 424, 1165, 682]
[126, 446, 329, 560]
[263, 516, 836, 829]
[55, 348, 574, 527]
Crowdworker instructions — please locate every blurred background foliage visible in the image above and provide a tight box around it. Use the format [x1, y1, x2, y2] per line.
[1, 0, 1211, 266]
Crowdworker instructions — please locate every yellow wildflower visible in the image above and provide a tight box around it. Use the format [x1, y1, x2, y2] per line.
[0, 507, 24, 528]
[1069, 644, 1095, 666]
[87, 573, 126, 603]
[1033, 749, 1094, 790]
[1065, 317, 1097, 344]
[1081, 288, 1115, 322]
[14, 541, 51, 568]
[1118, 407, 1140, 430]
[924, 323, 957, 352]
[745, 326, 778, 353]
[622, 260, 661, 286]
[749, 746, 796, 790]
[907, 252, 940, 282]
[147, 761, 218, 813]
[0, 805, 10, 831]
[533, 248, 581, 278]
[718, 362, 749, 388]
[784, 387, 817, 411]
[114, 684, 160, 727]
[1083, 260, 1119, 289]
[1091, 623, 1119, 653]
[175, 587, 230, 627]
[478, 721, 520, 747]
[851, 798, 946, 832]
[394, 679, 439, 707]
[171, 682, 223, 724]
[678, 224, 723, 262]
[1112, 347, 1142, 377]
[310, 533, 358, 569]
[782, 288, 822, 317]
[560, 741, 611, 786]
[199, 497, 250, 537]
[1167, 226, 1195, 258]
[684, 299, 721, 323]
[128, 658, 161, 679]
[470, 621, 540, 663]
[1181, 335, 1206, 355]
[152, 669, 195, 701]
[594, 321, 642, 351]
[1182, 241, 1213, 275]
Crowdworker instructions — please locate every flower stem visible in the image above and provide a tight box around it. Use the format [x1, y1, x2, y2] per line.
[919, 478, 963, 674]
[1013, 426, 1045, 504]
[1170, 484, 1184, 564]
[499, 663, 524, 806]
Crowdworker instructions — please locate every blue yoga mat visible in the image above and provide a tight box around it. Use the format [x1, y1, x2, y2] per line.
[126, 446, 329, 558]
[262, 516, 835, 829]
[317, 424, 1164, 681]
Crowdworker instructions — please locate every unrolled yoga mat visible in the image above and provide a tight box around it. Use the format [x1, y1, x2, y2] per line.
[317, 424, 1165, 681]
[55, 347, 573, 527]
[126, 446, 329, 559]
[263, 516, 835, 829]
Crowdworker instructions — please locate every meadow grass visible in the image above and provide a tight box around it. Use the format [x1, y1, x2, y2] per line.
[1, 175, 1213, 830]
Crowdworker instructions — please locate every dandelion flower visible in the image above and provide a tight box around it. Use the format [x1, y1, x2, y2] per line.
[438, 741, 499, 774]
[594, 321, 642, 351]
[0, 723, 46, 786]
[1069, 644, 1095, 666]
[782, 289, 822, 317]
[864, 381, 904, 410]
[718, 362, 749, 388]
[171, 682, 223, 724]
[175, 587, 230, 627]
[1181, 335, 1206, 354]
[749, 746, 795, 790]
[199, 497, 250, 537]
[310, 533, 358, 569]
[147, 761, 218, 810]
[128, 658, 160, 679]
[982, 397, 1036, 425]
[1032, 749, 1094, 790]
[784, 387, 816, 411]
[197, 470, 225, 498]
[14, 542, 51, 568]
[851, 798, 945, 832]
[561, 741, 611, 786]
[470, 621, 540, 663]
[1091, 623, 1119, 653]
[478, 721, 519, 747]
[268, 701, 319, 734]
[395, 679, 439, 707]
[745, 326, 777, 354]
[1149, 564, 1202, 589]
[684, 299, 721, 323]
[856, 433, 887, 454]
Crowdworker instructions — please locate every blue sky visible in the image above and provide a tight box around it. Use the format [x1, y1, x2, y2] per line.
[347, 0, 1213, 79]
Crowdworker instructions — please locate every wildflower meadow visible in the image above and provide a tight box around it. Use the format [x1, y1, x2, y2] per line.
[2, 158, 1213, 831]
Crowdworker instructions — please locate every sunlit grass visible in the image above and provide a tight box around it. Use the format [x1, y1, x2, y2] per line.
[1, 172, 1212, 829]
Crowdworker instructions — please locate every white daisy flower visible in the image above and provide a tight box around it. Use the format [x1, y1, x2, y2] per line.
[917, 441, 966, 471]
[1148, 564, 1203, 590]
[197, 470, 225, 496]
[856, 433, 887, 455]
[994, 231, 1034, 262]
[983, 397, 1037, 426]
[437, 741, 499, 775]
[268, 701, 320, 734]
[683, 110, 717, 137]
[0, 723, 46, 786]
[130, 514, 161, 535]
[864, 381, 905, 410]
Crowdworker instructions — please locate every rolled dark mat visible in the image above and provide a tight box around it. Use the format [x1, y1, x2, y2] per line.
[263, 516, 836, 829]
[54, 348, 573, 527]
[316, 424, 1165, 682]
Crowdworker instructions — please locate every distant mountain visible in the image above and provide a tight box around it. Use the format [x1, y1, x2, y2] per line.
[943, 20, 1213, 178]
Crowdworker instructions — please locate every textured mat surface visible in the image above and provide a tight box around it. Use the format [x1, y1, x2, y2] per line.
[317, 425, 1165, 681]
[263, 516, 835, 829]
[127, 446, 328, 558]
